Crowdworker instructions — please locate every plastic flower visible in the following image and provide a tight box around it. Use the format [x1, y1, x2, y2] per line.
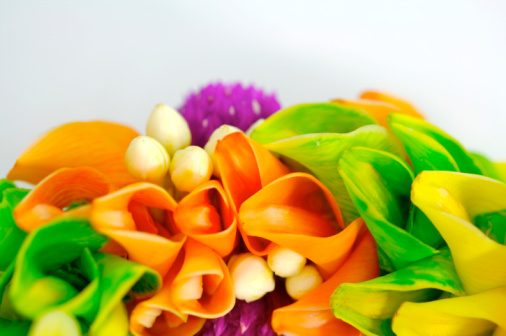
[178, 82, 281, 147]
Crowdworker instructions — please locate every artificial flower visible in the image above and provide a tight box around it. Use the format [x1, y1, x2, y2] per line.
[179, 82, 280, 147]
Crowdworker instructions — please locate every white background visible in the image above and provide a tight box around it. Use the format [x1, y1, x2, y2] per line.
[1, 0, 505, 178]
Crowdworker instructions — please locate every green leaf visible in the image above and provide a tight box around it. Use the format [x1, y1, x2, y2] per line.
[250, 102, 377, 145]
[0, 317, 31, 335]
[262, 125, 407, 224]
[9, 217, 108, 319]
[388, 114, 482, 175]
[331, 249, 464, 336]
[338, 147, 437, 271]
[0, 180, 30, 271]
[471, 152, 504, 182]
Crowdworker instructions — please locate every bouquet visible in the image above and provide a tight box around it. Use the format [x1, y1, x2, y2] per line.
[0, 82, 505, 336]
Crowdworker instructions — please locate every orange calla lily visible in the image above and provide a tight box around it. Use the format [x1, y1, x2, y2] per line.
[238, 172, 355, 278]
[130, 254, 206, 336]
[173, 180, 238, 258]
[13, 167, 116, 231]
[170, 238, 235, 318]
[271, 229, 379, 336]
[214, 132, 290, 212]
[91, 182, 185, 277]
[7, 121, 139, 187]
[360, 90, 424, 118]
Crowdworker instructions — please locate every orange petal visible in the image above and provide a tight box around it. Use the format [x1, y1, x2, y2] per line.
[238, 173, 345, 264]
[271, 229, 379, 336]
[360, 90, 424, 119]
[91, 182, 185, 277]
[332, 98, 402, 128]
[174, 180, 238, 258]
[7, 121, 139, 187]
[171, 239, 235, 318]
[13, 167, 116, 231]
[214, 132, 290, 212]
[130, 254, 206, 336]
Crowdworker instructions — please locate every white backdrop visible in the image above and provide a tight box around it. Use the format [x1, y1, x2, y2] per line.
[1, 0, 505, 178]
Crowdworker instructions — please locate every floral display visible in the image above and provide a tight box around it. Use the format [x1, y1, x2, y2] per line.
[0, 82, 505, 336]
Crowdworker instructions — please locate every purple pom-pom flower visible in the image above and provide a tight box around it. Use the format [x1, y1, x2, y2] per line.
[178, 82, 281, 147]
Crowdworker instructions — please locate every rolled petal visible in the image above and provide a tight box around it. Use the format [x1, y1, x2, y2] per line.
[91, 183, 185, 277]
[412, 171, 506, 294]
[171, 239, 235, 318]
[14, 167, 116, 232]
[360, 91, 424, 119]
[214, 132, 290, 211]
[271, 230, 379, 336]
[7, 121, 139, 187]
[331, 98, 403, 128]
[174, 180, 238, 257]
[238, 172, 345, 267]
[392, 286, 506, 336]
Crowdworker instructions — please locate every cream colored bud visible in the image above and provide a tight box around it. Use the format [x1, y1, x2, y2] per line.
[246, 118, 265, 137]
[285, 265, 323, 300]
[204, 125, 242, 177]
[169, 146, 213, 192]
[267, 246, 306, 278]
[29, 310, 81, 336]
[146, 103, 192, 157]
[228, 253, 275, 303]
[125, 135, 170, 184]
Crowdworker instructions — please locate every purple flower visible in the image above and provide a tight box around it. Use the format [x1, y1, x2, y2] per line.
[178, 82, 281, 147]
[196, 299, 276, 336]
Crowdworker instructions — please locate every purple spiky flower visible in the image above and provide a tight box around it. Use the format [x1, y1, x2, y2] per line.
[178, 82, 281, 147]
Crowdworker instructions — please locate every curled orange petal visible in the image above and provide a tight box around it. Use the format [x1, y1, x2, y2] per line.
[239, 173, 346, 267]
[171, 239, 235, 319]
[360, 90, 424, 119]
[332, 98, 402, 128]
[214, 132, 290, 212]
[91, 182, 185, 277]
[271, 229, 379, 336]
[174, 180, 238, 258]
[13, 167, 116, 231]
[130, 254, 206, 336]
[7, 121, 139, 187]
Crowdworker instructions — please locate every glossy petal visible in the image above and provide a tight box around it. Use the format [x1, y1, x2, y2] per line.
[412, 171, 506, 294]
[388, 114, 482, 175]
[91, 182, 185, 277]
[271, 230, 379, 336]
[392, 286, 506, 336]
[7, 121, 139, 187]
[360, 91, 424, 119]
[0, 180, 29, 270]
[331, 249, 464, 336]
[331, 98, 402, 128]
[261, 125, 406, 224]
[14, 167, 116, 232]
[338, 147, 438, 272]
[214, 132, 290, 212]
[471, 153, 504, 181]
[174, 180, 238, 257]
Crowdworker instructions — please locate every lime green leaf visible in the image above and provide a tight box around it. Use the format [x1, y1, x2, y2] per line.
[0, 180, 30, 271]
[89, 303, 128, 336]
[261, 125, 407, 224]
[9, 217, 108, 319]
[412, 171, 506, 294]
[331, 249, 464, 336]
[392, 286, 506, 336]
[497, 163, 506, 182]
[29, 310, 81, 336]
[250, 103, 377, 145]
[338, 147, 437, 271]
[388, 114, 482, 175]
[471, 153, 503, 181]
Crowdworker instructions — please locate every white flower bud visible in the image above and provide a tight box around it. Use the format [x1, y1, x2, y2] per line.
[246, 118, 265, 137]
[146, 103, 192, 157]
[267, 246, 306, 278]
[228, 253, 275, 303]
[169, 146, 213, 192]
[29, 310, 81, 336]
[204, 125, 242, 177]
[285, 265, 323, 300]
[125, 135, 170, 184]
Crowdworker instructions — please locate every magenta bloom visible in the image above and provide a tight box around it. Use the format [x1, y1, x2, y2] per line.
[196, 299, 276, 336]
[178, 82, 281, 147]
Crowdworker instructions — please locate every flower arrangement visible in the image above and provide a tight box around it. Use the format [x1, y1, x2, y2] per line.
[0, 82, 505, 336]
